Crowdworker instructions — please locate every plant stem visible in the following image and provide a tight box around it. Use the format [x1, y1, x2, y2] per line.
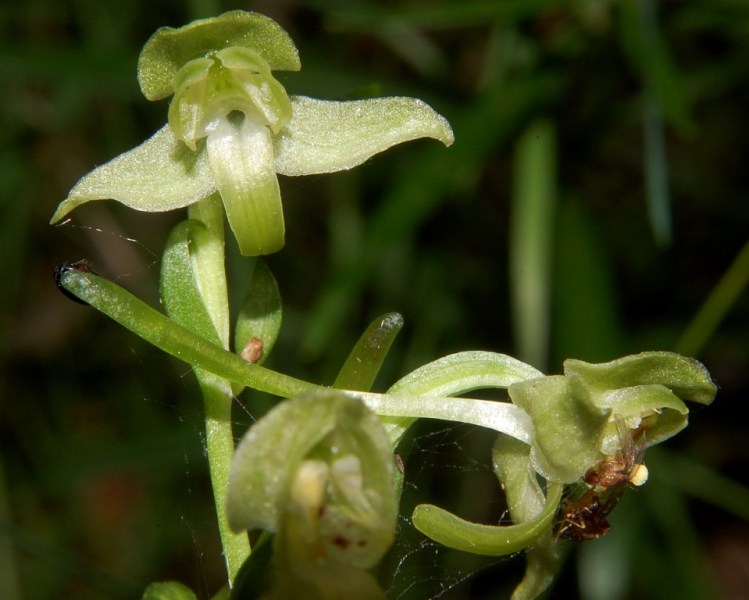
[186, 197, 250, 584]
[196, 370, 250, 584]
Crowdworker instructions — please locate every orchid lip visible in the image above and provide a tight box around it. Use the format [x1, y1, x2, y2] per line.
[206, 113, 285, 256]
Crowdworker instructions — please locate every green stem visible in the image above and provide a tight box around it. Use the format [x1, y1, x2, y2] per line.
[186, 197, 248, 584]
[188, 195, 231, 347]
[196, 370, 250, 584]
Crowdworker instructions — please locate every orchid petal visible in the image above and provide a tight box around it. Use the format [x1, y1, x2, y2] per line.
[50, 126, 214, 224]
[206, 115, 284, 256]
[138, 10, 300, 101]
[273, 95, 454, 176]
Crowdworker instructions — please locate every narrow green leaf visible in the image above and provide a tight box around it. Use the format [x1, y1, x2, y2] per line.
[333, 313, 404, 391]
[676, 240, 749, 357]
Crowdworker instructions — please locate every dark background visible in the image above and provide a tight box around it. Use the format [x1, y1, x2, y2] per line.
[1, 1, 748, 598]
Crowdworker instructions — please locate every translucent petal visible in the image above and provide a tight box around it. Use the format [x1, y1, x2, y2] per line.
[273, 95, 454, 176]
[138, 10, 300, 101]
[206, 115, 284, 256]
[50, 126, 215, 223]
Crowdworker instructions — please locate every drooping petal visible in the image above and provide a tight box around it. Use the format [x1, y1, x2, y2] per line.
[206, 115, 284, 256]
[273, 95, 454, 176]
[50, 126, 215, 224]
[138, 10, 300, 101]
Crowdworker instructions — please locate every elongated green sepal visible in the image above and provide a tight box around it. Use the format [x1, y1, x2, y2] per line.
[50, 126, 214, 224]
[138, 10, 300, 101]
[274, 96, 454, 176]
[564, 351, 717, 406]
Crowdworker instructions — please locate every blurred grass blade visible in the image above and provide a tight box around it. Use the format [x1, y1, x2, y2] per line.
[637, 450, 717, 599]
[675, 240, 749, 357]
[333, 313, 404, 391]
[510, 118, 556, 370]
[644, 88, 671, 246]
[639, 0, 672, 246]
[553, 200, 622, 362]
[658, 448, 749, 523]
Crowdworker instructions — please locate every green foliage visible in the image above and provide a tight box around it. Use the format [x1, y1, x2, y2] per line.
[3, 2, 749, 600]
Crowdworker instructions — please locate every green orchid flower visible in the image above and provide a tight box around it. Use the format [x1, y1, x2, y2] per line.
[227, 392, 397, 599]
[50, 10, 454, 255]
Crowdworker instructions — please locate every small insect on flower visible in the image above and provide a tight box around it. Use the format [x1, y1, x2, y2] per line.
[554, 419, 649, 542]
[584, 419, 649, 489]
[54, 259, 96, 305]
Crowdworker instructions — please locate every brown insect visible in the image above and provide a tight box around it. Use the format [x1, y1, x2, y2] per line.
[554, 420, 649, 542]
[240, 336, 264, 363]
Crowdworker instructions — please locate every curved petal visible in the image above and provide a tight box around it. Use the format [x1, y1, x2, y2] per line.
[138, 10, 300, 101]
[50, 126, 215, 223]
[206, 115, 285, 256]
[411, 483, 563, 557]
[273, 95, 454, 176]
